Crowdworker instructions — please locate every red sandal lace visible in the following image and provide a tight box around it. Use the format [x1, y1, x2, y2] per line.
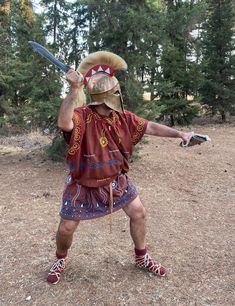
[135, 253, 166, 276]
[47, 257, 67, 284]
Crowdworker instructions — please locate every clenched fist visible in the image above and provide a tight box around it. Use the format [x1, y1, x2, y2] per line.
[66, 69, 84, 89]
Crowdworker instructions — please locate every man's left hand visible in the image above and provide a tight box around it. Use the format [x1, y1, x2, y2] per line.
[179, 131, 194, 146]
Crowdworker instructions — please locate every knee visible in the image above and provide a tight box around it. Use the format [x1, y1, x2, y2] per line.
[58, 220, 78, 236]
[130, 205, 146, 222]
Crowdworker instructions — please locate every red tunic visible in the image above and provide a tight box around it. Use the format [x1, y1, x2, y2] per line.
[60, 106, 148, 220]
[64, 106, 148, 187]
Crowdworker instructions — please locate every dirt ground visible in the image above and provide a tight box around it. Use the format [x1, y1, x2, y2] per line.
[0, 124, 234, 306]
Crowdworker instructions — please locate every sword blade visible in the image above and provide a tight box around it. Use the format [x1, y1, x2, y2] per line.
[28, 41, 70, 73]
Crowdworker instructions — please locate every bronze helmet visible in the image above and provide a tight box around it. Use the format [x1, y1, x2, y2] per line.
[77, 51, 127, 112]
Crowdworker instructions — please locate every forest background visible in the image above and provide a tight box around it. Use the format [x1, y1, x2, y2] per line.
[0, 0, 234, 156]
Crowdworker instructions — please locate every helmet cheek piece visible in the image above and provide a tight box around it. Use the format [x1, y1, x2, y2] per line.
[89, 91, 124, 113]
[103, 92, 123, 113]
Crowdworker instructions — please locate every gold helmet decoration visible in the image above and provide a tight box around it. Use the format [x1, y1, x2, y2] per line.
[77, 51, 127, 113]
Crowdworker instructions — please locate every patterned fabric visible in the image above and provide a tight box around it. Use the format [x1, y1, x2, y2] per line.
[60, 173, 138, 220]
[61, 106, 148, 220]
[64, 106, 148, 188]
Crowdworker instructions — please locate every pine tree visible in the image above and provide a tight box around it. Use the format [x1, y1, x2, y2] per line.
[200, 0, 235, 121]
[61, 1, 88, 69]
[0, 0, 63, 131]
[156, 0, 204, 126]
[82, 0, 165, 112]
[40, 0, 70, 46]
[0, 0, 11, 121]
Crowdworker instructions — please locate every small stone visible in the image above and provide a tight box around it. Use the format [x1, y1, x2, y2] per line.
[43, 128, 50, 135]
[25, 296, 32, 301]
[43, 192, 50, 197]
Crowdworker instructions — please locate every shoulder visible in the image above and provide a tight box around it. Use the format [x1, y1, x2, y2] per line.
[123, 110, 148, 135]
[74, 106, 90, 116]
[73, 106, 92, 121]
[123, 110, 146, 124]
[119, 110, 135, 121]
[123, 110, 133, 117]
[123, 110, 143, 118]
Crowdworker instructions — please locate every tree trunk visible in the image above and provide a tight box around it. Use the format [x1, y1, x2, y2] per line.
[150, 68, 155, 101]
[53, 0, 57, 45]
[220, 109, 226, 122]
[170, 114, 175, 126]
[0, 0, 10, 71]
[5, 0, 10, 15]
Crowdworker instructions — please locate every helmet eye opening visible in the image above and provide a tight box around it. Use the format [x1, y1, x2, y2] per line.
[113, 90, 120, 96]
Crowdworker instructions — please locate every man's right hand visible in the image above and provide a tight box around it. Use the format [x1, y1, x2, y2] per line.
[57, 69, 83, 132]
[66, 69, 84, 89]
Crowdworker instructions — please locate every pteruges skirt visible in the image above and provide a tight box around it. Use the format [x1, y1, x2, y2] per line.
[60, 173, 138, 220]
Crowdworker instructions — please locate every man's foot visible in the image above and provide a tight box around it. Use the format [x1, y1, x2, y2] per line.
[135, 253, 166, 276]
[47, 256, 67, 284]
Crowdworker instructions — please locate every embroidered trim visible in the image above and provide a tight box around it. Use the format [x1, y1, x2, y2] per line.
[68, 112, 81, 155]
[99, 129, 108, 147]
[85, 113, 92, 124]
[132, 118, 145, 145]
[86, 109, 119, 126]
[96, 177, 111, 183]
[83, 154, 95, 157]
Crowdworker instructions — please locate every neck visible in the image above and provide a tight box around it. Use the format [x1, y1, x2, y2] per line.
[94, 104, 112, 116]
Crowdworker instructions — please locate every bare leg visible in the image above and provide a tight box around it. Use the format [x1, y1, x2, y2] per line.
[122, 196, 166, 276]
[122, 196, 146, 250]
[56, 218, 80, 256]
[47, 218, 80, 284]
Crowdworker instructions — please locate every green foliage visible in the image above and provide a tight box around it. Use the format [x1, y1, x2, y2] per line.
[84, 0, 164, 112]
[157, 99, 199, 126]
[142, 96, 199, 126]
[0, 1, 63, 132]
[129, 136, 149, 163]
[153, 0, 205, 125]
[200, 0, 235, 120]
[129, 145, 141, 163]
[123, 78, 144, 112]
[1, 0, 234, 139]
[45, 134, 67, 161]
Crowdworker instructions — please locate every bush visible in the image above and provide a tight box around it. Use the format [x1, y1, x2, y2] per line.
[45, 134, 67, 162]
[142, 98, 199, 126]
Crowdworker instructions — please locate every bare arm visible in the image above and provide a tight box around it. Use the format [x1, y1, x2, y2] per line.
[145, 121, 192, 142]
[57, 69, 83, 132]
